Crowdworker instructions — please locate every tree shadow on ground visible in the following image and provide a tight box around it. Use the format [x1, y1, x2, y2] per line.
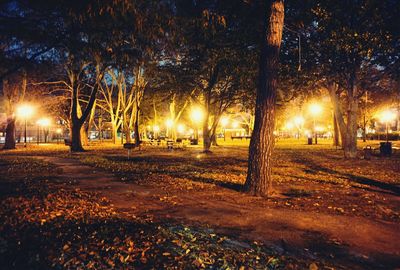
[105, 155, 246, 191]
[0, 215, 311, 270]
[176, 175, 244, 192]
[0, 177, 56, 200]
[148, 210, 400, 270]
[293, 157, 400, 196]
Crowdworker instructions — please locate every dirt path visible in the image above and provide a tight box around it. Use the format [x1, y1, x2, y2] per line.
[36, 156, 400, 269]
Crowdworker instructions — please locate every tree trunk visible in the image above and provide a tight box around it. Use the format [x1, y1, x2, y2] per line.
[333, 112, 340, 147]
[124, 116, 132, 143]
[203, 92, 212, 153]
[81, 126, 89, 146]
[134, 110, 140, 147]
[69, 66, 101, 152]
[328, 83, 358, 158]
[70, 121, 84, 152]
[344, 83, 358, 158]
[245, 0, 284, 197]
[3, 117, 16, 149]
[112, 124, 118, 144]
[211, 126, 218, 146]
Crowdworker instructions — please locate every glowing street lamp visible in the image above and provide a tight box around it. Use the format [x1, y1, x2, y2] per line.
[293, 116, 305, 139]
[309, 103, 323, 144]
[165, 118, 174, 128]
[220, 116, 229, 141]
[232, 121, 239, 129]
[220, 116, 229, 127]
[190, 107, 204, 140]
[379, 110, 396, 143]
[56, 128, 62, 144]
[17, 104, 35, 147]
[37, 118, 51, 144]
[190, 107, 204, 123]
[294, 116, 305, 127]
[177, 123, 185, 134]
[153, 125, 160, 139]
[165, 118, 174, 138]
[285, 122, 294, 130]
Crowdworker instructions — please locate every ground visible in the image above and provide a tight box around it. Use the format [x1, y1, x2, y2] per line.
[0, 139, 399, 269]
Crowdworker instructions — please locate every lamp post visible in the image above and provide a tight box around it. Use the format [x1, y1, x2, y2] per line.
[165, 118, 174, 138]
[190, 107, 204, 142]
[294, 116, 304, 139]
[380, 110, 396, 143]
[153, 125, 160, 139]
[56, 128, 62, 144]
[37, 118, 51, 145]
[379, 109, 396, 156]
[220, 116, 229, 141]
[177, 123, 185, 135]
[309, 103, 323, 144]
[17, 104, 34, 147]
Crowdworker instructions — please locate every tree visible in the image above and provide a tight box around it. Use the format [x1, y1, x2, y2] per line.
[245, 0, 284, 196]
[1, 72, 26, 149]
[298, 0, 400, 158]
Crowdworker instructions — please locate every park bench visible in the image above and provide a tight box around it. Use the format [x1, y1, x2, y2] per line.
[231, 135, 251, 140]
[123, 142, 137, 159]
[363, 144, 400, 159]
[166, 139, 185, 150]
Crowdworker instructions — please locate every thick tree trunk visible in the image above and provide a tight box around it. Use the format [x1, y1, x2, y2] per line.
[3, 117, 16, 149]
[134, 110, 140, 147]
[245, 0, 284, 197]
[81, 126, 89, 146]
[211, 127, 218, 146]
[70, 121, 84, 152]
[344, 85, 358, 158]
[69, 66, 101, 152]
[112, 125, 118, 144]
[203, 94, 212, 153]
[124, 117, 132, 143]
[328, 83, 358, 158]
[333, 112, 340, 147]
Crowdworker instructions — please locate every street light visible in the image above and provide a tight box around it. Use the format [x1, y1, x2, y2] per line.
[190, 107, 204, 140]
[177, 123, 185, 134]
[165, 118, 174, 138]
[153, 125, 160, 139]
[294, 116, 305, 139]
[220, 116, 229, 141]
[37, 118, 51, 144]
[380, 110, 396, 143]
[232, 121, 239, 129]
[309, 103, 323, 144]
[17, 104, 34, 147]
[56, 128, 62, 144]
[190, 107, 204, 123]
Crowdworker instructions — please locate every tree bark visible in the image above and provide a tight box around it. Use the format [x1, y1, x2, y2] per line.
[333, 112, 340, 147]
[69, 66, 101, 152]
[3, 117, 16, 149]
[70, 121, 84, 151]
[328, 82, 358, 158]
[211, 124, 218, 146]
[134, 109, 140, 147]
[203, 90, 212, 152]
[245, 0, 284, 197]
[344, 80, 358, 158]
[2, 72, 26, 150]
